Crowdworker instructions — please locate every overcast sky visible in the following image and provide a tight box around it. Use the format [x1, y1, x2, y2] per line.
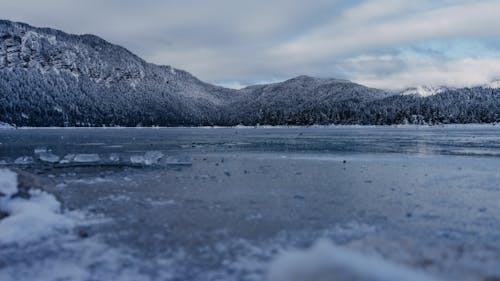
[2, 0, 500, 89]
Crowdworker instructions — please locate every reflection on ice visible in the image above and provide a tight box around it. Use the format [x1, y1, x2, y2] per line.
[165, 156, 192, 166]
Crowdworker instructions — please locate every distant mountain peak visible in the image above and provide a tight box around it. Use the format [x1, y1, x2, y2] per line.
[399, 85, 449, 97]
[483, 80, 500, 89]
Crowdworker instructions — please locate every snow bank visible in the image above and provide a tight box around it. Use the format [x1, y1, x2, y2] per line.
[0, 168, 172, 281]
[0, 169, 79, 244]
[267, 239, 442, 281]
[0, 121, 16, 129]
[0, 169, 18, 195]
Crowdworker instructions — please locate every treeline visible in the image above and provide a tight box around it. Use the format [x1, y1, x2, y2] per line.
[2, 68, 500, 127]
[256, 90, 500, 126]
[0, 68, 225, 127]
[228, 88, 500, 126]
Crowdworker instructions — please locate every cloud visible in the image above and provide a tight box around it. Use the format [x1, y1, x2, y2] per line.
[351, 56, 500, 89]
[2, 0, 500, 88]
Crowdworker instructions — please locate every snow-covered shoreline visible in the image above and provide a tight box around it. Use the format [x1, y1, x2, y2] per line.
[12, 123, 500, 130]
[0, 169, 82, 244]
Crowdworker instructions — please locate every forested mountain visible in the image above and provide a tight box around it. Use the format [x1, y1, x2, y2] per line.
[226, 75, 393, 125]
[1, 19, 500, 127]
[0, 20, 234, 126]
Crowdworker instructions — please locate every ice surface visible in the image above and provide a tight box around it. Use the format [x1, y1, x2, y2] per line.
[4, 127, 500, 281]
[165, 156, 192, 166]
[267, 239, 441, 281]
[14, 156, 34, 165]
[73, 154, 101, 163]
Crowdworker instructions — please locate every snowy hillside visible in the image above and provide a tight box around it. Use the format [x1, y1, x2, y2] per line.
[0, 20, 235, 126]
[228, 75, 392, 125]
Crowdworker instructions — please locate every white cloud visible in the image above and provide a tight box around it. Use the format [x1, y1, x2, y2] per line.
[2, 0, 500, 88]
[271, 1, 500, 63]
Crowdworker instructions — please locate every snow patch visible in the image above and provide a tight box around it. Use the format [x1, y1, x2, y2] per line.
[0, 168, 175, 281]
[400, 86, 447, 97]
[0, 169, 80, 244]
[267, 239, 442, 281]
[0, 121, 16, 129]
[0, 189, 79, 244]
[0, 169, 18, 195]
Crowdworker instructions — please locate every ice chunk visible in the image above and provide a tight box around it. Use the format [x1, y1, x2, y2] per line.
[37, 152, 60, 163]
[60, 154, 76, 164]
[130, 151, 164, 165]
[144, 151, 164, 165]
[34, 147, 49, 154]
[109, 153, 120, 162]
[130, 155, 146, 164]
[14, 156, 34, 165]
[73, 154, 100, 163]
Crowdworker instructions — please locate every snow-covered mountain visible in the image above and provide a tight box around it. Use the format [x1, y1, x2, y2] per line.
[0, 20, 236, 126]
[0, 20, 390, 126]
[2, 19, 500, 126]
[228, 75, 393, 125]
[399, 86, 450, 97]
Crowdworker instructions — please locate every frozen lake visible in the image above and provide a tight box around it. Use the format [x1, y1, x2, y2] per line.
[2, 126, 500, 281]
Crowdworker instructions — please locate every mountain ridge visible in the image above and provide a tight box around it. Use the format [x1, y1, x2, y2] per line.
[2, 19, 500, 126]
